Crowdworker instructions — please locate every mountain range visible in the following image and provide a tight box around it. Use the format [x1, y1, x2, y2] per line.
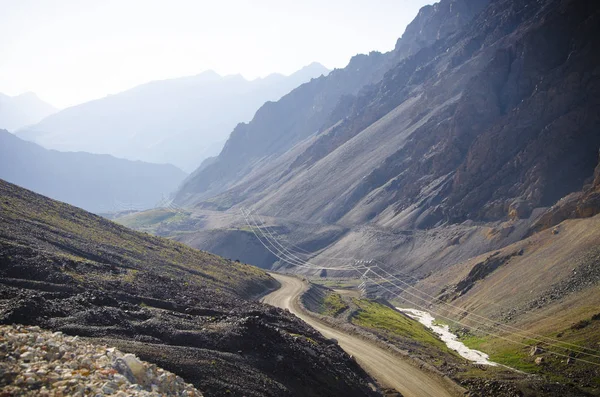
[118, 0, 600, 391]
[174, 0, 490, 205]
[0, 130, 186, 213]
[172, 0, 599, 254]
[4, 0, 600, 394]
[0, 92, 57, 131]
[17, 63, 329, 171]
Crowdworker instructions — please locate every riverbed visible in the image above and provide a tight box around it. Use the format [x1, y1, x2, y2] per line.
[397, 308, 497, 366]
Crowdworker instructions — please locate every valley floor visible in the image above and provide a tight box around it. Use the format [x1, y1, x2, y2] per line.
[261, 273, 462, 397]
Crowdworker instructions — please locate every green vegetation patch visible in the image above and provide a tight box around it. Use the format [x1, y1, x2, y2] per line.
[459, 319, 600, 388]
[320, 292, 348, 316]
[351, 298, 449, 351]
[311, 278, 360, 289]
[460, 334, 542, 374]
[116, 209, 188, 229]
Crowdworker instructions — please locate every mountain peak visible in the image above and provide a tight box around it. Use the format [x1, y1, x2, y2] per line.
[189, 69, 222, 82]
[297, 62, 329, 75]
[0, 91, 57, 131]
[289, 62, 330, 80]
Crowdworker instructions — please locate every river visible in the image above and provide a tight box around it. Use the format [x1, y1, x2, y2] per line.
[397, 308, 497, 366]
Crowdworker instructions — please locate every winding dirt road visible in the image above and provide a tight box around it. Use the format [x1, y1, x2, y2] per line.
[261, 273, 458, 397]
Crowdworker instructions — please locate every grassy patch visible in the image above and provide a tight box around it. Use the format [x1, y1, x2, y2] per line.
[351, 298, 450, 351]
[460, 334, 542, 373]
[320, 292, 348, 316]
[116, 208, 188, 229]
[459, 320, 600, 385]
[311, 278, 360, 289]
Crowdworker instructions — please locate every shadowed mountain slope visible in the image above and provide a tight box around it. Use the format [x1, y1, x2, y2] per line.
[175, 0, 489, 204]
[0, 130, 186, 213]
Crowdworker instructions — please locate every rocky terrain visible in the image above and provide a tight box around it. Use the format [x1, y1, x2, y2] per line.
[165, 0, 600, 271]
[104, 0, 600, 394]
[0, 179, 378, 397]
[195, 0, 599, 229]
[531, 154, 600, 234]
[174, 0, 488, 205]
[404, 214, 600, 395]
[0, 324, 203, 396]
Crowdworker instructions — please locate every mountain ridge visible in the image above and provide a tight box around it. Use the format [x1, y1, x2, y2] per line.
[174, 0, 490, 206]
[18, 63, 329, 172]
[0, 91, 57, 132]
[175, 0, 600, 232]
[0, 130, 187, 213]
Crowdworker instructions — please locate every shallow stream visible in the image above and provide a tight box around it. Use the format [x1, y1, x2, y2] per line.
[397, 308, 497, 366]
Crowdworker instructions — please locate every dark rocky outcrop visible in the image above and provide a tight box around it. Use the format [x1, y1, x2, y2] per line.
[530, 152, 600, 233]
[438, 251, 516, 301]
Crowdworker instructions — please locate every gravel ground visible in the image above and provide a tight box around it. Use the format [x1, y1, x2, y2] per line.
[0, 324, 203, 396]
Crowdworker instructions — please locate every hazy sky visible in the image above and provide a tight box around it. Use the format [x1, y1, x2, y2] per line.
[0, 0, 432, 108]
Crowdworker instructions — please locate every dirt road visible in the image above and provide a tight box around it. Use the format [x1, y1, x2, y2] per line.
[262, 273, 458, 397]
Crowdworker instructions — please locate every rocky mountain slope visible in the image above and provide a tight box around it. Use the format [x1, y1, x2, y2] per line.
[18, 63, 329, 171]
[183, 0, 599, 226]
[0, 92, 56, 132]
[0, 179, 378, 397]
[0, 130, 186, 213]
[530, 153, 600, 233]
[175, 0, 489, 204]
[160, 0, 600, 276]
[406, 213, 600, 395]
[102, 1, 600, 394]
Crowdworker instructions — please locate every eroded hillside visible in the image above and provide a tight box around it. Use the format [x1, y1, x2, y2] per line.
[0, 179, 378, 397]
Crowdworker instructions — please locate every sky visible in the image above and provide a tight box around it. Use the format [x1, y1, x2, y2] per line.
[0, 0, 432, 108]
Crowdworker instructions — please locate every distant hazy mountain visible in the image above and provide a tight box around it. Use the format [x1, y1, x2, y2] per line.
[0, 92, 57, 132]
[18, 63, 329, 172]
[0, 130, 186, 213]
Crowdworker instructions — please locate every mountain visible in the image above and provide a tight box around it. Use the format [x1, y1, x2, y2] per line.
[177, 0, 599, 228]
[0, 92, 57, 131]
[0, 130, 186, 213]
[175, 0, 489, 203]
[0, 179, 377, 397]
[172, 0, 599, 237]
[17, 63, 329, 172]
[92, 0, 600, 392]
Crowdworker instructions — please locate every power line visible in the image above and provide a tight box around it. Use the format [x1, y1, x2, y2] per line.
[245, 209, 600, 362]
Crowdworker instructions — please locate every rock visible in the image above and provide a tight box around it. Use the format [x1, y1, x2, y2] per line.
[508, 200, 532, 220]
[529, 346, 543, 356]
[121, 354, 146, 382]
[19, 351, 34, 362]
[535, 357, 545, 365]
[0, 325, 204, 396]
